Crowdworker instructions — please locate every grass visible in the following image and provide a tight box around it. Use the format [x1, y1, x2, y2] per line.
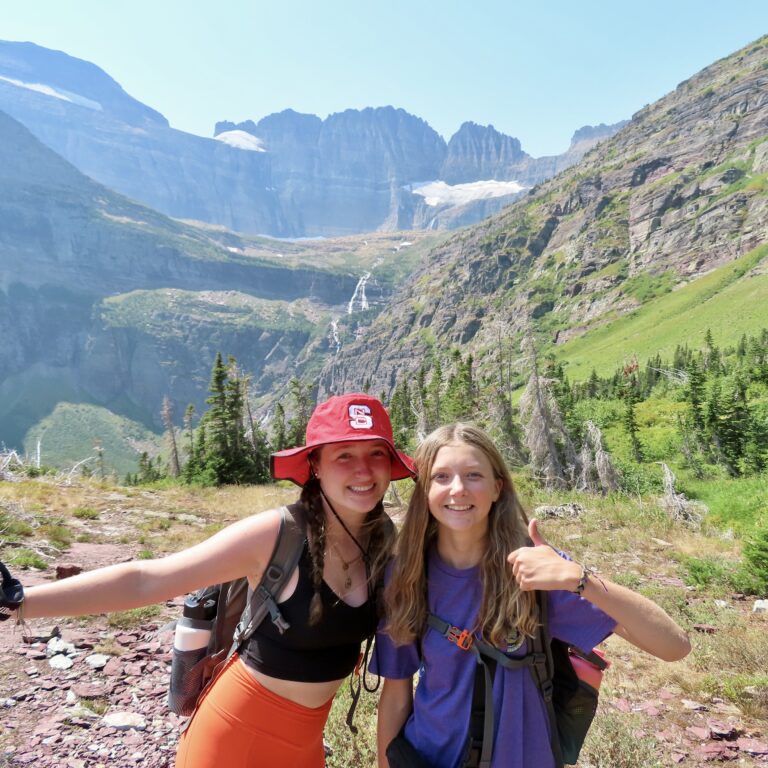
[580, 710, 663, 768]
[325, 675, 379, 767]
[557, 243, 768, 380]
[106, 605, 163, 630]
[681, 475, 768, 533]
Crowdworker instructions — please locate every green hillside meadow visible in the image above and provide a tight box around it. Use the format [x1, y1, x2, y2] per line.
[23, 403, 163, 477]
[556, 243, 768, 380]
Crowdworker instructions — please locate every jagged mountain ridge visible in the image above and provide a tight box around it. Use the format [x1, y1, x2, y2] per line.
[216, 111, 627, 234]
[319, 35, 768, 396]
[0, 40, 623, 237]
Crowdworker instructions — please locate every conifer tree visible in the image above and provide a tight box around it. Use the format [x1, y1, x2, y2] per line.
[182, 404, 199, 482]
[161, 396, 180, 477]
[425, 358, 443, 430]
[443, 351, 476, 422]
[684, 357, 706, 434]
[716, 381, 749, 476]
[389, 379, 416, 449]
[285, 378, 314, 448]
[271, 402, 287, 452]
[587, 368, 600, 398]
[703, 328, 722, 375]
[622, 372, 644, 462]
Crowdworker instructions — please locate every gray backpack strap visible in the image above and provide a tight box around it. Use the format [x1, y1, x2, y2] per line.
[231, 504, 306, 651]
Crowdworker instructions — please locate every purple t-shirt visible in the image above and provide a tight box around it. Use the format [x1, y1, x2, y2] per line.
[372, 548, 616, 768]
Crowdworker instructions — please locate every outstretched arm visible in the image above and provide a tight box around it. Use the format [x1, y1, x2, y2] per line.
[14, 509, 283, 620]
[377, 676, 414, 768]
[507, 519, 691, 662]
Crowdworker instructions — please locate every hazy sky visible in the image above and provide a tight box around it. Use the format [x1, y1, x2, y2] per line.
[3, 1, 767, 156]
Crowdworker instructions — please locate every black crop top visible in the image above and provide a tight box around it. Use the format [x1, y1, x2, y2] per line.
[242, 543, 377, 682]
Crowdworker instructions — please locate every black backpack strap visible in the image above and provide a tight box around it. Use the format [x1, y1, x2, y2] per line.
[427, 613, 545, 768]
[529, 592, 565, 768]
[231, 504, 306, 651]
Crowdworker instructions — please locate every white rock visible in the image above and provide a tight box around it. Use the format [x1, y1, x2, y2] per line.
[1, 698, 17, 707]
[85, 654, 111, 669]
[66, 689, 78, 704]
[714, 600, 730, 609]
[47, 637, 77, 656]
[753, 599, 768, 614]
[102, 711, 147, 731]
[49, 654, 74, 670]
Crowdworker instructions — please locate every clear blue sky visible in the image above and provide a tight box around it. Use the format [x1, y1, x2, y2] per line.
[3, 1, 767, 157]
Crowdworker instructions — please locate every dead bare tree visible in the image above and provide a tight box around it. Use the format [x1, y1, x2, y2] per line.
[657, 462, 704, 528]
[162, 396, 181, 478]
[410, 391, 428, 446]
[578, 421, 621, 494]
[0, 450, 25, 482]
[519, 336, 580, 489]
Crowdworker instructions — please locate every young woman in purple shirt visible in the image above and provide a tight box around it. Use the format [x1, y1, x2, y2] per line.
[373, 423, 691, 768]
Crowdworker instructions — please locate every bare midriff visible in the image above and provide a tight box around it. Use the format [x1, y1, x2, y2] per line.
[237, 657, 343, 709]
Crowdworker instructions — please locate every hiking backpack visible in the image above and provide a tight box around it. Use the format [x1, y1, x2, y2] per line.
[167, 503, 306, 718]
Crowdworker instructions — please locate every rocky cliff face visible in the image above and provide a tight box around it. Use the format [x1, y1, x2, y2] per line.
[319, 36, 768, 395]
[441, 122, 528, 184]
[0, 40, 621, 238]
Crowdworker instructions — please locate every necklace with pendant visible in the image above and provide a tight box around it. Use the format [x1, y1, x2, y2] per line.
[328, 540, 363, 590]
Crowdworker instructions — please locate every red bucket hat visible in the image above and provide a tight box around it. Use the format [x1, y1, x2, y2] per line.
[270, 393, 415, 487]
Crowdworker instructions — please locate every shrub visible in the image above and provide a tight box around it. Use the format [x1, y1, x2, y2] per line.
[731, 526, 768, 595]
[681, 555, 732, 589]
[8, 548, 48, 570]
[73, 507, 99, 520]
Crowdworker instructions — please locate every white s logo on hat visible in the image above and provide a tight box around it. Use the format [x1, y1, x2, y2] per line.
[348, 404, 373, 429]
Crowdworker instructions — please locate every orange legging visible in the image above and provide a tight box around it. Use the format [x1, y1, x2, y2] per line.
[175, 656, 333, 768]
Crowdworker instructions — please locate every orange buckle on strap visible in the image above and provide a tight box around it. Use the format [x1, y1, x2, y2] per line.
[446, 625, 474, 650]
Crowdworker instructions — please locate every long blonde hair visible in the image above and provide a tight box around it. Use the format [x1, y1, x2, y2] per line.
[384, 423, 538, 646]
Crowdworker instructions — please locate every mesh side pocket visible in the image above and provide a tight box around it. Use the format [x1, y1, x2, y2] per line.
[168, 646, 208, 716]
[555, 680, 599, 765]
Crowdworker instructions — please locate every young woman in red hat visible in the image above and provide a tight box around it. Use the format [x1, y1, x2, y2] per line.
[0, 393, 415, 768]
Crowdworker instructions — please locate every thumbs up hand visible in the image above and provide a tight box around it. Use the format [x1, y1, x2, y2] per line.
[507, 520, 582, 592]
[0, 561, 24, 622]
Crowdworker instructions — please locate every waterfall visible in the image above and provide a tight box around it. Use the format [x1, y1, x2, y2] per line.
[329, 319, 341, 352]
[347, 272, 371, 314]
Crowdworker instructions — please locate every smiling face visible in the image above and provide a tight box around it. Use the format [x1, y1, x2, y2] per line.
[313, 440, 393, 519]
[427, 441, 502, 539]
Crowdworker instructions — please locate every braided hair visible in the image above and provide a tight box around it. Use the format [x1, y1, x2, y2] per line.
[300, 474, 395, 626]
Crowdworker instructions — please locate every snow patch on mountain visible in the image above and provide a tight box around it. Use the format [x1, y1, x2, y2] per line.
[214, 130, 266, 152]
[410, 179, 527, 207]
[0, 75, 102, 111]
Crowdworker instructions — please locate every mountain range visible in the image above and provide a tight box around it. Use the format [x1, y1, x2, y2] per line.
[0, 40, 624, 237]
